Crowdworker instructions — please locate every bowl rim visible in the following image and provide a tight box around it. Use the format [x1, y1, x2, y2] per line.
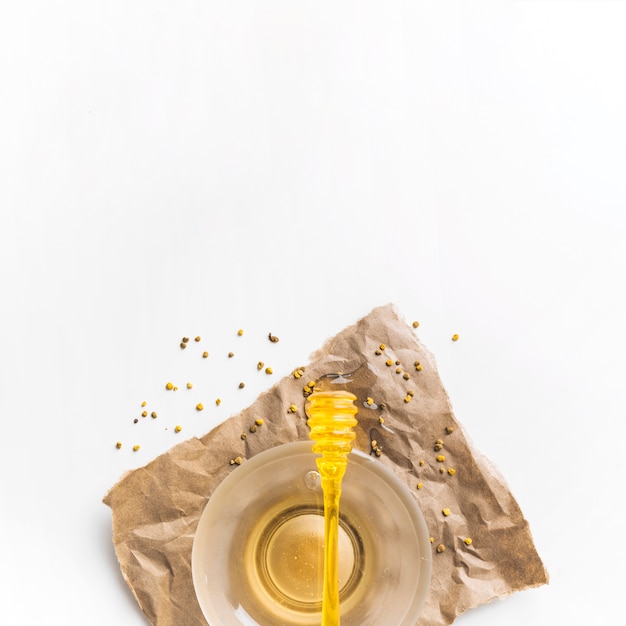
[192, 440, 432, 625]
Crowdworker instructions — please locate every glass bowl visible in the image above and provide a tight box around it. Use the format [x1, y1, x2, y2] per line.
[192, 441, 431, 625]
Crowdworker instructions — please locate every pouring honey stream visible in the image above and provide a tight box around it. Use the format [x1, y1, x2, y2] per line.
[305, 374, 360, 626]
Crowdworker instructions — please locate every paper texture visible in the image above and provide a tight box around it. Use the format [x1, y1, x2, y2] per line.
[103, 304, 548, 625]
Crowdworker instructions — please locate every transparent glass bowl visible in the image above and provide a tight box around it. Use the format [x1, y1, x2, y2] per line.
[192, 441, 432, 625]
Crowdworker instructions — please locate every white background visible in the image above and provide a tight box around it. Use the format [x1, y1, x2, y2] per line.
[1, 1, 624, 624]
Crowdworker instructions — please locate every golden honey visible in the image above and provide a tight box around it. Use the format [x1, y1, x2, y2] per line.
[306, 390, 358, 626]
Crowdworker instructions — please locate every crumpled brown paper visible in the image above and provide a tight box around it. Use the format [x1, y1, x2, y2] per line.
[103, 304, 548, 625]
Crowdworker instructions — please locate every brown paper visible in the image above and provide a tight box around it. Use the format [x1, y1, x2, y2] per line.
[103, 304, 548, 625]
